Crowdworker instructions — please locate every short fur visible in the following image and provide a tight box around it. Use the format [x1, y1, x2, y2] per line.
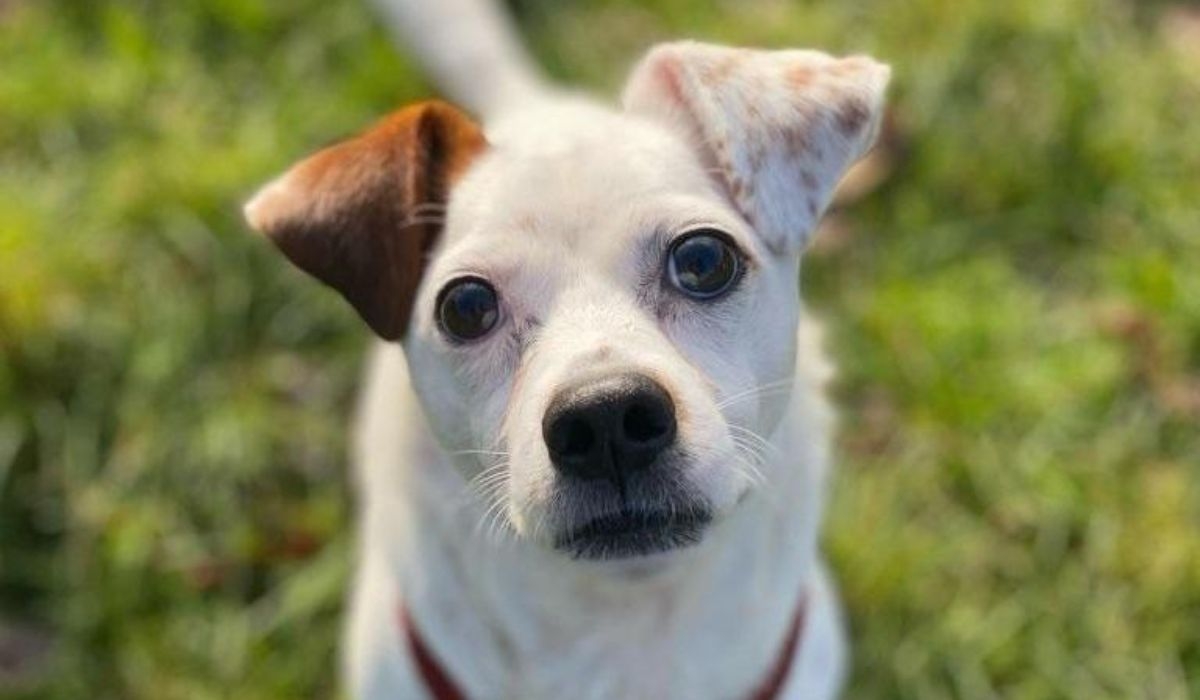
[245, 2, 890, 697]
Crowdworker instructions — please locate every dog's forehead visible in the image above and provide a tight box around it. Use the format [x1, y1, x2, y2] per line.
[445, 101, 718, 254]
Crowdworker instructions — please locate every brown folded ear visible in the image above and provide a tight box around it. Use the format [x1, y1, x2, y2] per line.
[244, 101, 487, 340]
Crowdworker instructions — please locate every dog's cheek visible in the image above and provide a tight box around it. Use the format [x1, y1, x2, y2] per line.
[740, 264, 804, 433]
[401, 290, 520, 443]
[401, 336, 496, 467]
[649, 306, 757, 490]
[469, 380, 516, 462]
[665, 273, 799, 440]
[663, 296, 757, 397]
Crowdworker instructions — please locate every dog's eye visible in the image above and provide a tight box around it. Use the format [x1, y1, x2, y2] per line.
[437, 277, 500, 342]
[667, 230, 740, 299]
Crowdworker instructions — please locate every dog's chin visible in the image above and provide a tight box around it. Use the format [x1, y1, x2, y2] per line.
[553, 508, 712, 561]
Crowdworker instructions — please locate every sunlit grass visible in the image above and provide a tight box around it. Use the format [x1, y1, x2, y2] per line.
[1, 1, 1197, 698]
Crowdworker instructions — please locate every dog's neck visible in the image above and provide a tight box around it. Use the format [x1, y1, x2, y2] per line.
[355, 325, 834, 699]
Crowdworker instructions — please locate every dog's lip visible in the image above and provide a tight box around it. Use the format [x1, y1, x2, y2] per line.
[555, 507, 712, 560]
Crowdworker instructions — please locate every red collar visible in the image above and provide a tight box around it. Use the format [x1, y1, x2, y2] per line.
[399, 594, 807, 700]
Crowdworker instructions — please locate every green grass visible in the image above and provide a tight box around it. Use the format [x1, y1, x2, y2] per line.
[1, 0, 1197, 698]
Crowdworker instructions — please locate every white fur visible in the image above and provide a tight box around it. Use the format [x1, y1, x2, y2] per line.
[347, 318, 843, 700]
[326, 2, 892, 697]
[368, 0, 543, 117]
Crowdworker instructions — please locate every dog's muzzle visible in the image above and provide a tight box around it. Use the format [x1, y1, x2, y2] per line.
[542, 373, 710, 559]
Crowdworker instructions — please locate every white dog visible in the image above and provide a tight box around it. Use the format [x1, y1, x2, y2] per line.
[244, 0, 889, 697]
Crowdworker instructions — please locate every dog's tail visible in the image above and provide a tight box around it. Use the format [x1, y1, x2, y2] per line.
[369, 0, 544, 119]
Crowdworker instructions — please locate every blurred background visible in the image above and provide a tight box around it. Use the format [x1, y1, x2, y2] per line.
[1, 0, 1197, 698]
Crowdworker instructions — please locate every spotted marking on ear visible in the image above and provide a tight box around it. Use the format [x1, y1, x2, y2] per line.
[836, 99, 870, 136]
[623, 42, 891, 254]
[698, 53, 740, 87]
[783, 124, 813, 159]
[786, 65, 817, 88]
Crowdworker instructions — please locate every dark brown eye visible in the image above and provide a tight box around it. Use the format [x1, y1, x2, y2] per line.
[437, 277, 499, 342]
[667, 230, 740, 299]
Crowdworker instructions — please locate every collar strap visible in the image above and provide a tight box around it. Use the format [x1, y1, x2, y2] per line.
[399, 594, 807, 700]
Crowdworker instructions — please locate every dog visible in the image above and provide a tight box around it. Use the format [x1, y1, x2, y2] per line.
[243, 0, 890, 697]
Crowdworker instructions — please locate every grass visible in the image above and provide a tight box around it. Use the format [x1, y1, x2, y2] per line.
[0, 0, 1197, 698]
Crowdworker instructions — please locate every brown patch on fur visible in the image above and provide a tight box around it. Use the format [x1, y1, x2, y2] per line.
[740, 205, 757, 229]
[786, 64, 817, 88]
[245, 101, 486, 339]
[800, 170, 818, 190]
[696, 57, 737, 88]
[728, 173, 757, 226]
[657, 67, 740, 210]
[652, 53, 687, 105]
[828, 56, 870, 78]
[743, 100, 765, 126]
[746, 141, 767, 172]
[512, 213, 539, 232]
[783, 124, 811, 158]
[835, 99, 870, 136]
[729, 175, 747, 200]
[701, 54, 740, 86]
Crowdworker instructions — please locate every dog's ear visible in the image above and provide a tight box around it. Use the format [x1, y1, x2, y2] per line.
[623, 43, 890, 255]
[244, 101, 486, 340]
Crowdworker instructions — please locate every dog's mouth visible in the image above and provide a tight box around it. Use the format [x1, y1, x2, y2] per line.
[555, 507, 712, 560]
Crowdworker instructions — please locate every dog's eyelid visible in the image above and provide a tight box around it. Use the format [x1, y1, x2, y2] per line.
[439, 269, 493, 286]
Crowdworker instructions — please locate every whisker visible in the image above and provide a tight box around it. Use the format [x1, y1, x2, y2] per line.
[476, 488, 514, 544]
[473, 470, 511, 489]
[729, 439, 766, 485]
[716, 379, 795, 410]
[717, 386, 794, 410]
[728, 424, 781, 458]
[469, 477, 510, 507]
[530, 492, 556, 545]
[733, 455, 766, 488]
[450, 449, 511, 458]
[729, 436, 767, 474]
[731, 444, 783, 508]
[467, 459, 510, 479]
[465, 460, 510, 494]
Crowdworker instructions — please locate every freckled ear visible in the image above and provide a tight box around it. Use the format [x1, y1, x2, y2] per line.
[622, 42, 890, 255]
[244, 101, 486, 339]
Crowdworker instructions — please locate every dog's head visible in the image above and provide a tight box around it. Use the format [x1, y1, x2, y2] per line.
[246, 43, 889, 562]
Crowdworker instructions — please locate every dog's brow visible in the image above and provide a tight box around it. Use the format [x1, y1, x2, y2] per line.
[431, 244, 529, 289]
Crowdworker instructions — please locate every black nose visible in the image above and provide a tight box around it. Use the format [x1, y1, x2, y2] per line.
[542, 373, 677, 484]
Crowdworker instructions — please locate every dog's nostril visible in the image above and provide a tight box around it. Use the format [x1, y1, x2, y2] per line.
[559, 417, 596, 456]
[623, 401, 669, 444]
[543, 373, 676, 481]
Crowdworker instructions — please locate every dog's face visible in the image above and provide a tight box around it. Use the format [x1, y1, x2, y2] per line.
[246, 43, 889, 562]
